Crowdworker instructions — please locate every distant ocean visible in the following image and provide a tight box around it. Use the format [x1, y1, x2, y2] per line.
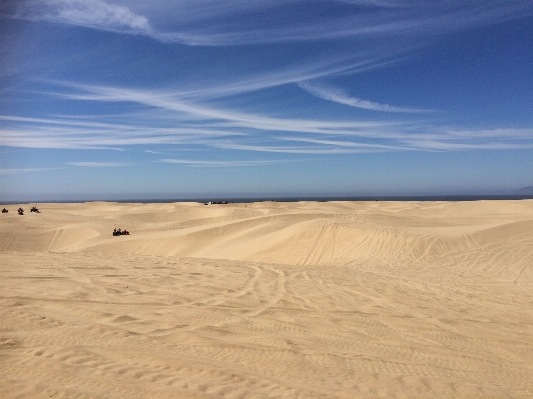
[6, 194, 532, 205]
[129, 194, 533, 204]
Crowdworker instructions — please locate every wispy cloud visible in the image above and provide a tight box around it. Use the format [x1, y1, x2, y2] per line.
[0, 107, 245, 150]
[67, 162, 134, 167]
[147, 2, 532, 47]
[298, 81, 429, 113]
[159, 159, 283, 167]
[212, 142, 385, 154]
[2, 77, 533, 154]
[22, 0, 151, 34]
[43, 82, 406, 137]
[10, 1, 533, 46]
[279, 136, 414, 151]
[403, 140, 533, 151]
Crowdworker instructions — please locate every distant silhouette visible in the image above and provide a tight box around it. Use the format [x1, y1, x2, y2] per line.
[30, 206, 40, 213]
[18, 208, 24, 215]
[1, 208, 7, 213]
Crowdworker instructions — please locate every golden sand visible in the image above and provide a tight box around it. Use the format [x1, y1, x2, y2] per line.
[1, 200, 532, 398]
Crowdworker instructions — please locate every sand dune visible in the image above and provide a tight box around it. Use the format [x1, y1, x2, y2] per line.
[1, 200, 533, 398]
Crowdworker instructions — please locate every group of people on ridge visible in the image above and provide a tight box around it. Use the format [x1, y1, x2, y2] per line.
[1, 207, 40, 215]
[113, 228, 130, 236]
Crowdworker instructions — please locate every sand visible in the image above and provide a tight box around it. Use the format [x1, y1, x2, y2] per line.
[1, 200, 532, 398]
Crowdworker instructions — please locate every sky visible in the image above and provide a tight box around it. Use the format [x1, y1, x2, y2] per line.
[1, 0, 533, 201]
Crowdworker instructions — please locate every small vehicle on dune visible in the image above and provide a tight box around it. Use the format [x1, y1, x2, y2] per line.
[30, 207, 40, 213]
[113, 228, 130, 236]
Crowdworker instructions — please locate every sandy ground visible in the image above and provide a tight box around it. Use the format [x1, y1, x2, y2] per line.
[1, 200, 532, 398]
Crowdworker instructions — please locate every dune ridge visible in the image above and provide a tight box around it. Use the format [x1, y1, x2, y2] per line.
[1, 200, 533, 398]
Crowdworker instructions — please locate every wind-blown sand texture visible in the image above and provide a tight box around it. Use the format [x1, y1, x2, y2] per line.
[1, 200, 532, 398]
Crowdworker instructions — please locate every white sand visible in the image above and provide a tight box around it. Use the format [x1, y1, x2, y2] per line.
[1, 200, 532, 398]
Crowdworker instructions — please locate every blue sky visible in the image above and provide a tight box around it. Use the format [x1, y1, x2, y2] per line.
[1, 1, 532, 201]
